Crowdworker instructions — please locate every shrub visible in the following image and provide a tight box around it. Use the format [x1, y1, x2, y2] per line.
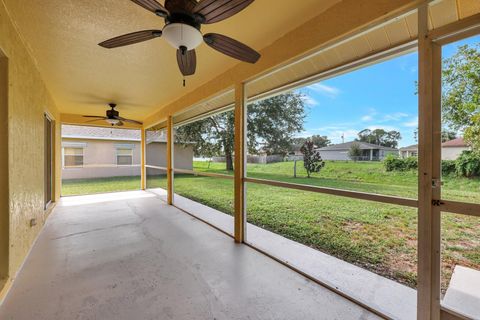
[384, 155, 418, 172]
[441, 160, 456, 175]
[300, 140, 325, 178]
[404, 157, 418, 170]
[384, 154, 405, 171]
[455, 151, 480, 177]
[348, 142, 362, 162]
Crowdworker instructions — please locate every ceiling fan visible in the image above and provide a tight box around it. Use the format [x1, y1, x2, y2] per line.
[83, 103, 143, 126]
[98, 0, 261, 82]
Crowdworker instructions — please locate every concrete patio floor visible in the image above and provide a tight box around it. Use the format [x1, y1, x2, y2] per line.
[0, 191, 380, 320]
[149, 188, 417, 320]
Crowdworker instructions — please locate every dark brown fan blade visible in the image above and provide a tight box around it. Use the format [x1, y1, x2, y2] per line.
[194, 0, 254, 24]
[99, 30, 162, 49]
[203, 33, 260, 63]
[115, 116, 143, 125]
[130, 0, 169, 16]
[116, 121, 125, 127]
[176, 49, 197, 76]
[84, 117, 108, 123]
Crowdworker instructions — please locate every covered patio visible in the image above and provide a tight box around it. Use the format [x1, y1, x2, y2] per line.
[1, 0, 480, 319]
[0, 191, 381, 320]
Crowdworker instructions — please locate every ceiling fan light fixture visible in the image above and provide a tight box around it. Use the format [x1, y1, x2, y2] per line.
[162, 23, 203, 51]
[106, 118, 120, 125]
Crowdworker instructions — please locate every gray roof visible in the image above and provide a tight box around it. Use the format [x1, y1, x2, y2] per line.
[62, 125, 167, 143]
[62, 125, 141, 141]
[399, 144, 418, 151]
[316, 141, 398, 152]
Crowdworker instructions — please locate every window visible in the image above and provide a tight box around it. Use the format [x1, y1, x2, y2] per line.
[116, 148, 133, 166]
[64, 147, 84, 167]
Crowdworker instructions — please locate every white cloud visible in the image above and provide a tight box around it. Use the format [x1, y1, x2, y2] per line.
[295, 131, 315, 138]
[382, 112, 409, 121]
[360, 108, 378, 122]
[327, 129, 358, 143]
[403, 117, 418, 128]
[301, 95, 318, 107]
[312, 125, 358, 144]
[366, 124, 399, 132]
[307, 83, 341, 98]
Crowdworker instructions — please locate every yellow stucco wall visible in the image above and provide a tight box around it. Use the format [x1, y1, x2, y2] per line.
[0, 0, 61, 296]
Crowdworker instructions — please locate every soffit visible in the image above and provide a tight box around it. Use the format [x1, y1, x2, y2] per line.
[245, 0, 480, 101]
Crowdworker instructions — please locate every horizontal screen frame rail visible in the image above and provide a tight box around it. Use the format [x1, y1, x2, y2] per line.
[245, 177, 418, 208]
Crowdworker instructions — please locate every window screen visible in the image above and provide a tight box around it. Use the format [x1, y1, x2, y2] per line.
[117, 148, 133, 165]
[64, 147, 83, 167]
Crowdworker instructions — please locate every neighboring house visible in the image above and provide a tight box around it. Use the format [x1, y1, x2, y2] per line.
[62, 125, 193, 180]
[316, 141, 398, 161]
[399, 144, 418, 158]
[399, 138, 469, 160]
[442, 137, 469, 160]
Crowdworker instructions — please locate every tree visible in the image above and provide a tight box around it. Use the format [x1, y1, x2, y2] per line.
[289, 135, 330, 154]
[175, 92, 306, 171]
[442, 43, 480, 151]
[442, 130, 457, 143]
[300, 140, 325, 178]
[310, 135, 331, 148]
[290, 137, 307, 154]
[358, 129, 376, 144]
[384, 130, 401, 148]
[175, 111, 234, 169]
[357, 128, 402, 148]
[413, 128, 457, 143]
[247, 93, 306, 156]
[348, 142, 362, 161]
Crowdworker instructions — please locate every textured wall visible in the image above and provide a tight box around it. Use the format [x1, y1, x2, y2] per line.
[0, 46, 8, 284]
[0, 0, 60, 288]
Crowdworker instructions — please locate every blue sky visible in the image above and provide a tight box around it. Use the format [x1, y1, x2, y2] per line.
[298, 35, 479, 148]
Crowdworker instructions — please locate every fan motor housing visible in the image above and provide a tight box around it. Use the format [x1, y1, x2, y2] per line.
[106, 109, 119, 118]
[166, 12, 202, 30]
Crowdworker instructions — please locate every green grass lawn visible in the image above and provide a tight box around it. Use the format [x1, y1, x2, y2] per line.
[62, 176, 142, 196]
[61, 160, 480, 290]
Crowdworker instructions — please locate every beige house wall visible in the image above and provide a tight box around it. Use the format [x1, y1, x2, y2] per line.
[401, 147, 468, 160]
[62, 138, 141, 180]
[442, 147, 469, 161]
[62, 138, 193, 180]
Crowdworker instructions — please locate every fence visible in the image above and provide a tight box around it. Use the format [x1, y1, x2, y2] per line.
[212, 154, 285, 164]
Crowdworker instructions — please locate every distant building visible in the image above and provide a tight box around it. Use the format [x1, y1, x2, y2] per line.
[442, 137, 469, 160]
[316, 141, 398, 161]
[399, 137, 469, 160]
[399, 144, 418, 158]
[62, 125, 193, 180]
